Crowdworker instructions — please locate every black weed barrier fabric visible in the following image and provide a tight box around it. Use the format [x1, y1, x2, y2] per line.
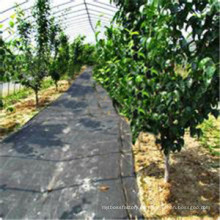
[0, 68, 143, 219]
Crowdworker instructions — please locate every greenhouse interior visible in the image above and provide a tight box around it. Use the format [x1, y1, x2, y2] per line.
[0, 0, 219, 219]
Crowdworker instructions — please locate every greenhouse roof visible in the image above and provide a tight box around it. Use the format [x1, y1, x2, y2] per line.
[0, 0, 117, 43]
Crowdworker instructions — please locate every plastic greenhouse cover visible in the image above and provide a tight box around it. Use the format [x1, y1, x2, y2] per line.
[0, 0, 117, 43]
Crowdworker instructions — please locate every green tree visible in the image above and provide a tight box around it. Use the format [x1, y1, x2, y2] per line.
[0, 35, 15, 108]
[67, 36, 85, 82]
[81, 43, 96, 66]
[13, 0, 52, 106]
[0, 36, 14, 82]
[94, 0, 219, 182]
[49, 18, 63, 90]
[55, 32, 70, 86]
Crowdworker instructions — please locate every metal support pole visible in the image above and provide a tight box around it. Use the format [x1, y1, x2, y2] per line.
[83, 0, 95, 34]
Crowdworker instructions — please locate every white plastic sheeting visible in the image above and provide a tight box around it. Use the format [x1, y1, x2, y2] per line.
[0, 0, 117, 43]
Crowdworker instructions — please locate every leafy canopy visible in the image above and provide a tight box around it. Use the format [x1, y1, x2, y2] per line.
[94, 0, 219, 155]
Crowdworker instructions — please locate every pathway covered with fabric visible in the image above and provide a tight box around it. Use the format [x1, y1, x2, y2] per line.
[0, 68, 141, 219]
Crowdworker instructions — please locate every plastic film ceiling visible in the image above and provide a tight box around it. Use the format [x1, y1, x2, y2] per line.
[0, 0, 117, 43]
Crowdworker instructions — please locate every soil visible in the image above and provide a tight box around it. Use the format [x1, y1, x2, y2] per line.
[133, 132, 219, 219]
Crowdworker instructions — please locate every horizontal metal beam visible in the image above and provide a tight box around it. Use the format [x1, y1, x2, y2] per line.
[89, 12, 112, 19]
[64, 19, 90, 26]
[62, 15, 110, 25]
[90, 15, 110, 21]
[57, 6, 115, 19]
[64, 21, 109, 30]
[0, 0, 28, 14]
[58, 11, 112, 24]
[64, 20, 108, 30]
[66, 23, 91, 28]
[87, 8, 114, 17]
[63, 16, 110, 25]
[64, 20, 90, 27]
[53, 3, 84, 15]
[58, 13, 88, 23]
[57, 8, 86, 18]
[87, 2, 117, 13]
[64, 21, 95, 28]
[51, 0, 75, 10]
[66, 29, 93, 35]
[93, 0, 117, 9]
[0, 17, 10, 24]
[66, 29, 95, 36]
[66, 26, 92, 32]
[64, 20, 91, 26]
[61, 15, 89, 24]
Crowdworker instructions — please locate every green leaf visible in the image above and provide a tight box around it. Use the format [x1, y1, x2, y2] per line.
[9, 21, 14, 28]
[135, 75, 143, 83]
[199, 57, 216, 78]
[10, 14, 16, 19]
[131, 31, 139, 36]
[139, 5, 145, 13]
[138, 107, 145, 115]
[142, 90, 149, 97]
[138, 52, 145, 59]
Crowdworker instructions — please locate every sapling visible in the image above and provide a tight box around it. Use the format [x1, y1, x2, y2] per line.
[13, 0, 52, 106]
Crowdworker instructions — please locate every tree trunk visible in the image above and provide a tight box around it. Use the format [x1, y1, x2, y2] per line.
[55, 81, 58, 91]
[68, 78, 71, 85]
[164, 152, 170, 183]
[35, 90, 39, 107]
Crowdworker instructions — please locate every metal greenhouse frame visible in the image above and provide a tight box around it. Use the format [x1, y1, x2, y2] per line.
[0, 0, 117, 42]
